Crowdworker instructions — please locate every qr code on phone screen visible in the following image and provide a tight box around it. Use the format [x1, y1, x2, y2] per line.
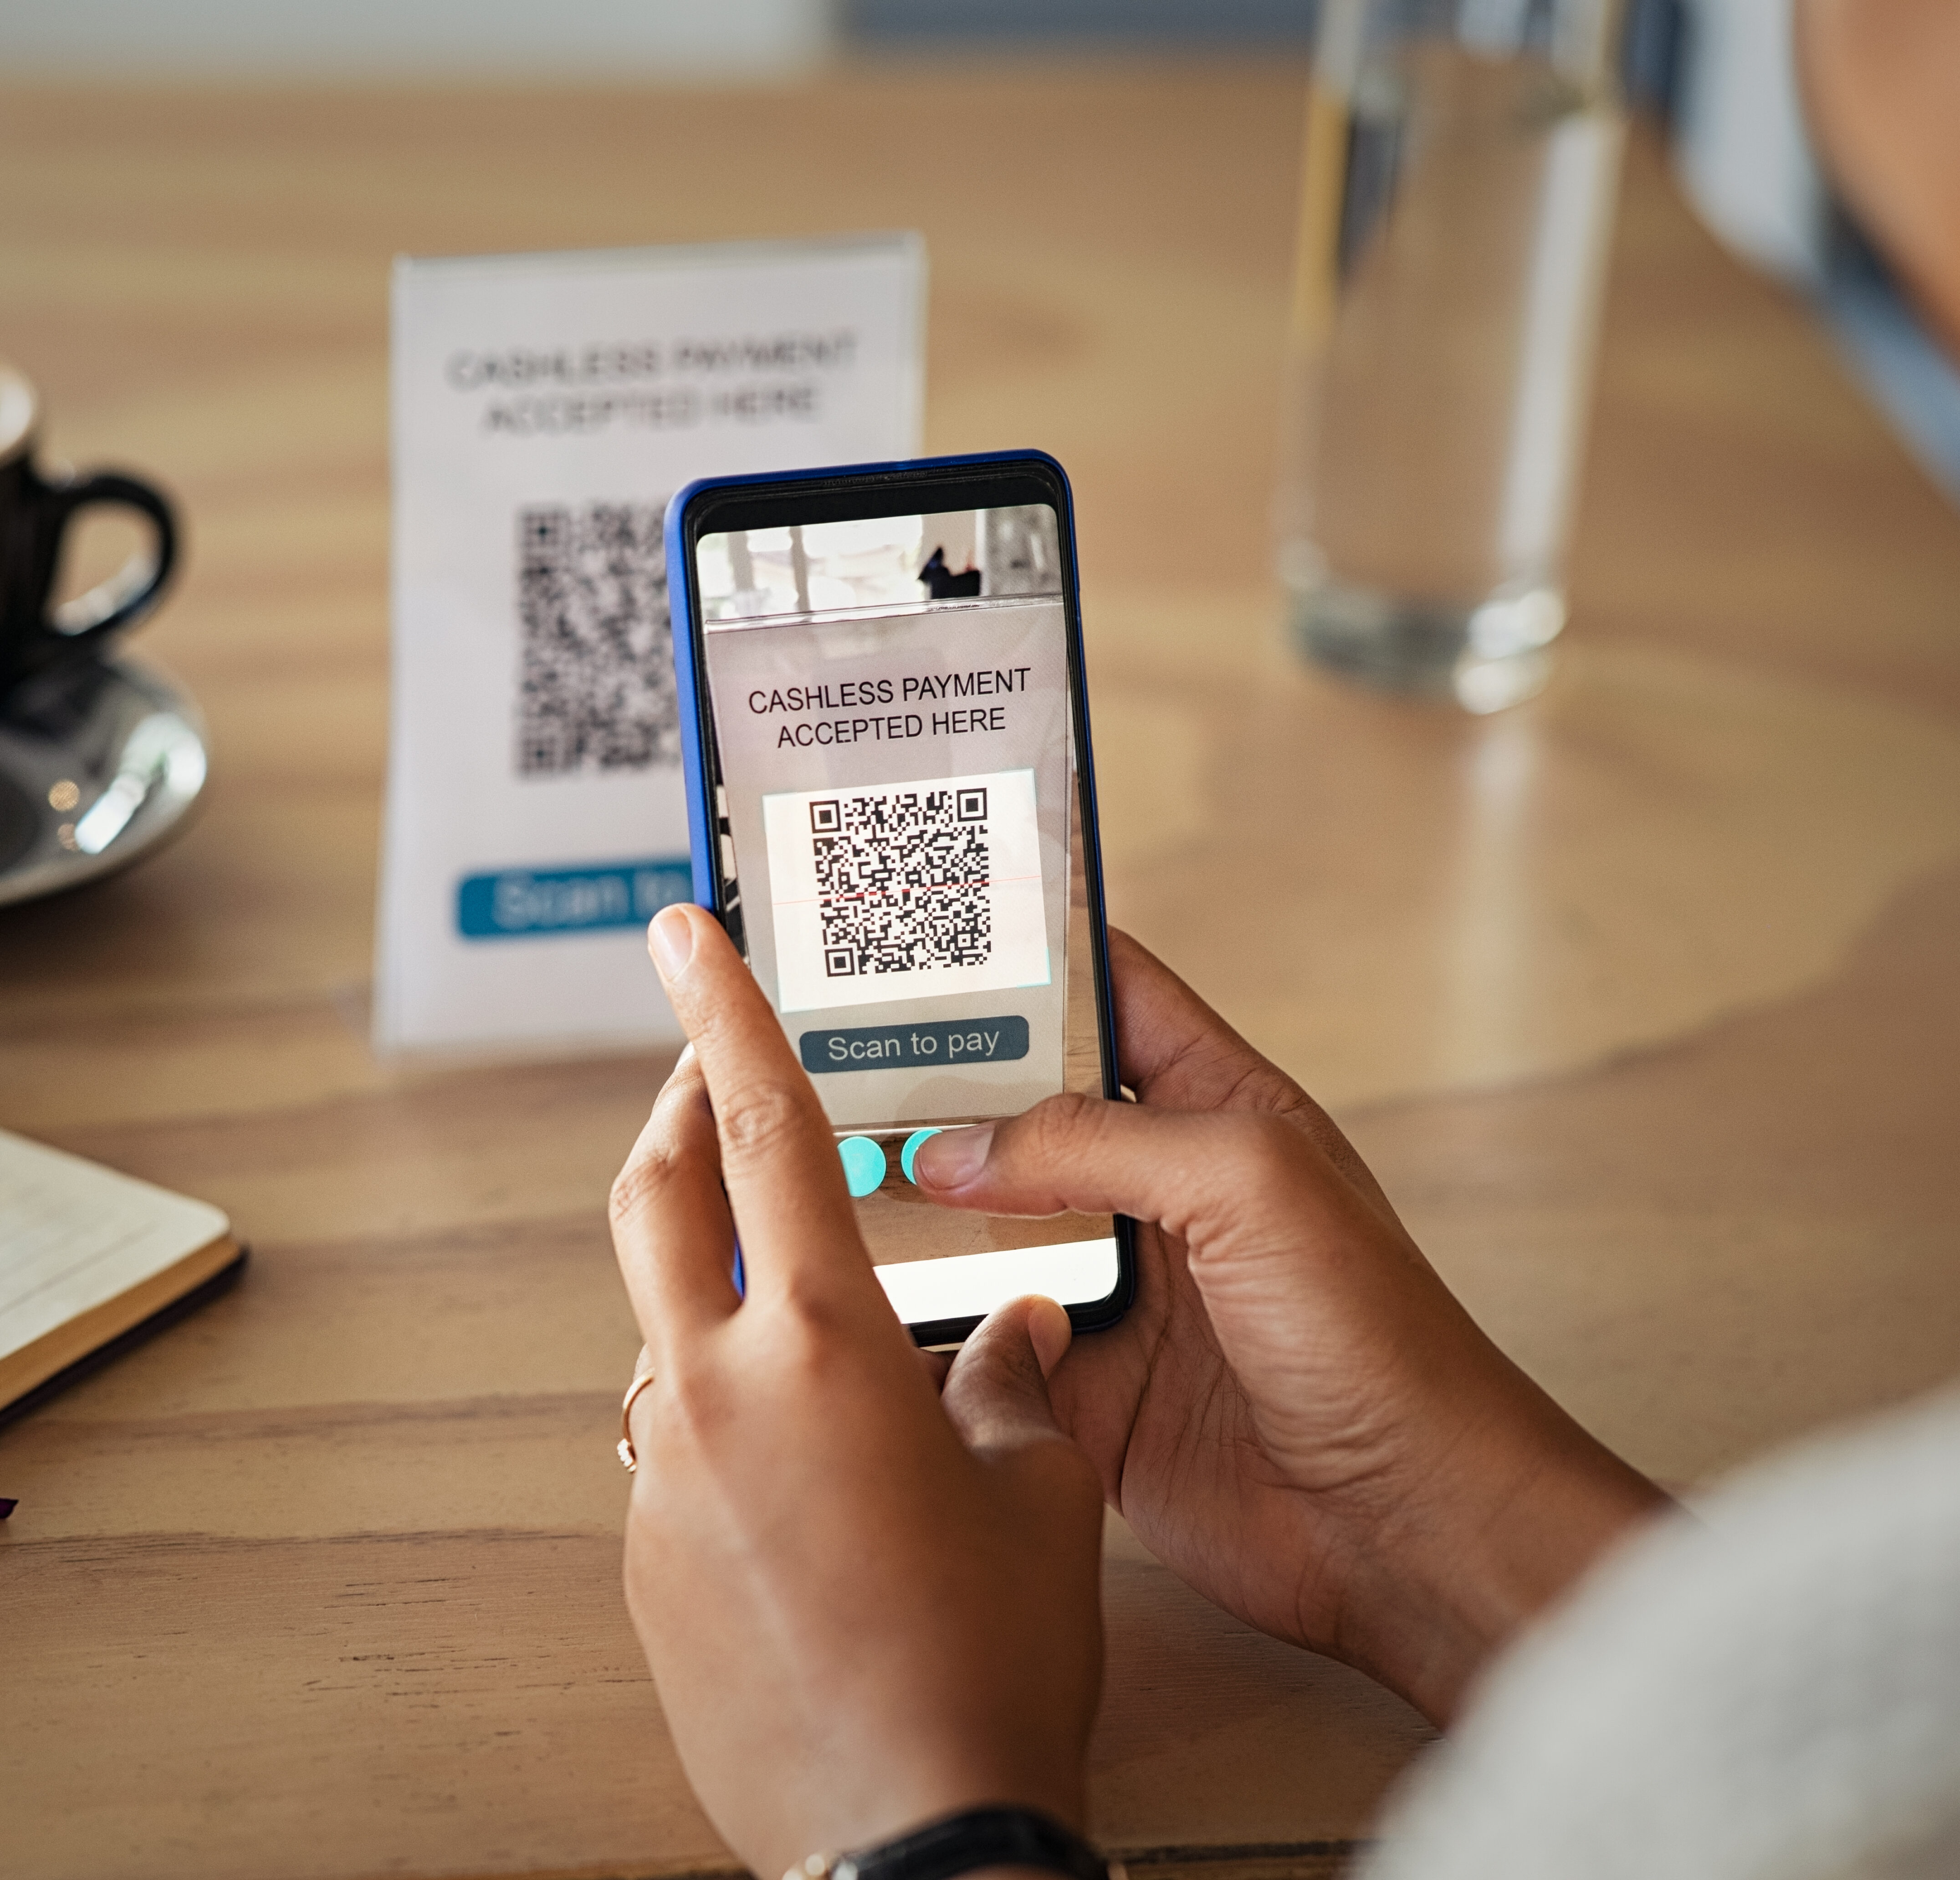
[763, 768, 1044, 1013]
[516, 503, 679, 775]
[812, 786, 994, 978]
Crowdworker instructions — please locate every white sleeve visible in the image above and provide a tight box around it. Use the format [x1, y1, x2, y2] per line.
[1357, 1388, 1960, 1880]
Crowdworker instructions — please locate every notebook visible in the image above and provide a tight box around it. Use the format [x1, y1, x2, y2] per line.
[0, 1128, 245, 1421]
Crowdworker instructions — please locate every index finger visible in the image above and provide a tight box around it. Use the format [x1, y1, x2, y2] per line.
[609, 1046, 740, 1363]
[645, 902, 881, 1308]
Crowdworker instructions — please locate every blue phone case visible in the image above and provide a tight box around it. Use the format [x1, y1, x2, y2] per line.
[664, 450, 1134, 1338]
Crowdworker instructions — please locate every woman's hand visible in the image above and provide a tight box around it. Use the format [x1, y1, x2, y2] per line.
[914, 930, 1668, 1723]
[610, 903, 1105, 1880]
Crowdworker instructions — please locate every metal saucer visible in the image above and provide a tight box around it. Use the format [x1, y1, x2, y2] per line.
[0, 652, 209, 908]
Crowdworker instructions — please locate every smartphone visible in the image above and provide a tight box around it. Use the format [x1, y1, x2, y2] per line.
[666, 450, 1135, 1345]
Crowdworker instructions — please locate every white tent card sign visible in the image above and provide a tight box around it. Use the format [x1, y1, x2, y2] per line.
[378, 233, 925, 1053]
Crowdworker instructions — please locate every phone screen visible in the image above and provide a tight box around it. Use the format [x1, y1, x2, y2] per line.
[681, 472, 1129, 1338]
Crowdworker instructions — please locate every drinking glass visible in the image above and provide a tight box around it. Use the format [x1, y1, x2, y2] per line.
[1276, 0, 1627, 711]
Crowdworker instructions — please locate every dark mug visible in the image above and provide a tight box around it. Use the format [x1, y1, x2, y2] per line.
[0, 361, 177, 692]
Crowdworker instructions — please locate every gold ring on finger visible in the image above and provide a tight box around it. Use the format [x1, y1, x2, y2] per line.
[617, 1369, 658, 1472]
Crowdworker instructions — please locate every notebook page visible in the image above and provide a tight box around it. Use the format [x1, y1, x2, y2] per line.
[0, 1129, 230, 1364]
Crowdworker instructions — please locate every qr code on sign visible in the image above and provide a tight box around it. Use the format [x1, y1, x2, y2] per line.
[813, 787, 993, 977]
[516, 503, 679, 775]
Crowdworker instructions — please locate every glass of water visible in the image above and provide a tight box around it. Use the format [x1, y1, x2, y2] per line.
[1276, 0, 1627, 712]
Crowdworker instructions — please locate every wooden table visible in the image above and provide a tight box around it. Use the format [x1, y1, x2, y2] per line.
[6, 68, 1960, 1880]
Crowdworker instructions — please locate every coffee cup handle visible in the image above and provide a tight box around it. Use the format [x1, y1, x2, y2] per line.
[42, 470, 179, 651]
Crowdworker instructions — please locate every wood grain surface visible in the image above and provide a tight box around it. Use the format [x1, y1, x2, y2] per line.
[4, 66, 1960, 1880]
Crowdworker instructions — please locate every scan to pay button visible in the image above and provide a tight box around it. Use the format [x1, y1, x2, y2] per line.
[801, 1015, 1031, 1074]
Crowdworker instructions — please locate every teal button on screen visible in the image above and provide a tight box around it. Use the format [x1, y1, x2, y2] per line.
[838, 1136, 888, 1197]
[900, 1129, 942, 1184]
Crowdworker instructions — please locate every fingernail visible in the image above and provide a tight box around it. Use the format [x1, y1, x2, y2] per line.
[912, 1122, 993, 1189]
[1028, 1296, 1073, 1378]
[649, 905, 695, 980]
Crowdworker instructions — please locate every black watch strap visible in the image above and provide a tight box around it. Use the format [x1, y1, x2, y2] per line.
[791, 1805, 1118, 1880]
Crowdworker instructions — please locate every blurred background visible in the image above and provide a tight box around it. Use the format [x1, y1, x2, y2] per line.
[11, 6, 1960, 1871]
[6, 0, 1955, 498]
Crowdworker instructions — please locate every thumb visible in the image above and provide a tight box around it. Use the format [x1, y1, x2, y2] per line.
[941, 1295, 1074, 1457]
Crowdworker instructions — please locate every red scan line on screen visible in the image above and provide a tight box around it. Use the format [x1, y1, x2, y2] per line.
[776, 870, 1042, 910]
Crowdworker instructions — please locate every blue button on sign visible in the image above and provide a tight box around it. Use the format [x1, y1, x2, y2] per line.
[456, 858, 691, 939]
